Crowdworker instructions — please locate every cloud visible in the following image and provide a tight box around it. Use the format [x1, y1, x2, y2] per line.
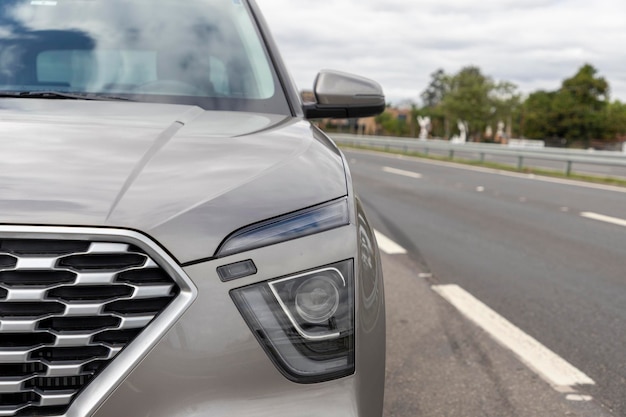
[257, 0, 626, 103]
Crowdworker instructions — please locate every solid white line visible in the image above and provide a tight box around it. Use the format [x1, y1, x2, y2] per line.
[432, 284, 595, 390]
[580, 212, 626, 228]
[382, 166, 423, 179]
[373, 230, 407, 255]
[566, 394, 593, 402]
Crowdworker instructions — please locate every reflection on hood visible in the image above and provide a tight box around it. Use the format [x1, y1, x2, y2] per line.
[0, 99, 346, 262]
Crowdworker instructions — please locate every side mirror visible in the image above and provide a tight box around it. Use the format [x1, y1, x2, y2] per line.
[303, 70, 385, 119]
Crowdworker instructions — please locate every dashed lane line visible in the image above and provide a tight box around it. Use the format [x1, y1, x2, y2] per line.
[566, 394, 594, 402]
[432, 284, 595, 391]
[373, 230, 407, 255]
[580, 212, 626, 228]
[382, 166, 423, 179]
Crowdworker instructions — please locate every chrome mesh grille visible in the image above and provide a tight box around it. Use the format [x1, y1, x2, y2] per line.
[0, 238, 180, 417]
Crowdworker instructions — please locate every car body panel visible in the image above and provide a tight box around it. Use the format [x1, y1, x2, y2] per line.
[0, 99, 347, 263]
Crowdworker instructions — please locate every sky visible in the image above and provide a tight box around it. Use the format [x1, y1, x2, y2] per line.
[257, 0, 626, 105]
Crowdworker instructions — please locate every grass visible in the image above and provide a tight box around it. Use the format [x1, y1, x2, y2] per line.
[339, 144, 626, 188]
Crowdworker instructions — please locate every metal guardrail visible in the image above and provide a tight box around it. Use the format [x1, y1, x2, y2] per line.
[330, 134, 626, 177]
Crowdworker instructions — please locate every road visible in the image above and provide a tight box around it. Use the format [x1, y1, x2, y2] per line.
[343, 149, 626, 416]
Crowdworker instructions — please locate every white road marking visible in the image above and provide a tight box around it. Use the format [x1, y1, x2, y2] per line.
[560, 207, 570, 212]
[580, 212, 626, 228]
[418, 273, 433, 279]
[373, 230, 407, 255]
[432, 284, 595, 390]
[476, 186, 485, 192]
[382, 166, 422, 179]
[566, 394, 593, 402]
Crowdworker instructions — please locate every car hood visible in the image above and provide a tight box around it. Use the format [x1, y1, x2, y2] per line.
[0, 99, 347, 263]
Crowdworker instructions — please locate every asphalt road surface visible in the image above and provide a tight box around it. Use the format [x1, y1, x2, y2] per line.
[343, 149, 626, 416]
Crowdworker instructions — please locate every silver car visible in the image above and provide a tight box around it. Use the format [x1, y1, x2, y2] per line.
[0, 1, 385, 416]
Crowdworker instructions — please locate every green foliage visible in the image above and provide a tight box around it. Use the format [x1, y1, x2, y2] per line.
[491, 81, 522, 132]
[404, 63, 624, 146]
[419, 69, 450, 137]
[523, 91, 557, 139]
[606, 100, 626, 139]
[555, 64, 608, 145]
[441, 66, 493, 139]
[419, 67, 520, 140]
[521, 63, 615, 146]
[375, 110, 410, 136]
[421, 69, 448, 108]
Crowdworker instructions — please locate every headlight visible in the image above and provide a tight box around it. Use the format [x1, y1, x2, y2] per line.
[293, 275, 339, 324]
[216, 198, 349, 257]
[231, 260, 354, 383]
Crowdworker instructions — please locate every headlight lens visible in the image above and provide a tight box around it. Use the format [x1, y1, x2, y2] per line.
[294, 276, 339, 324]
[231, 260, 354, 383]
[216, 198, 349, 257]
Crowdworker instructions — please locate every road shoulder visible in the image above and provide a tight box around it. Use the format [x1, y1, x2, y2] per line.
[382, 251, 613, 417]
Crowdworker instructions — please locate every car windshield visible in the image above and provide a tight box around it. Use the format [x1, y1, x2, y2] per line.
[0, 0, 290, 113]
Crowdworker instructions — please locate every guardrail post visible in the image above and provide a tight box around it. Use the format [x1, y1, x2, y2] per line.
[403, 145, 408, 153]
[517, 156, 524, 171]
[566, 160, 573, 176]
[425, 148, 429, 156]
[449, 149, 454, 160]
[480, 152, 485, 163]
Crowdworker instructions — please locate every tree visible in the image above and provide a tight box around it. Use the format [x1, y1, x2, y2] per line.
[520, 64, 612, 146]
[419, 69, 450, 138]
[416, 63, 622, 146]
[421, 69, 449, 109]
[487, 81, 522, 140]
[441, 66, 494, 140]
[605, 100, 626, 140]
[553, 64, 609, 146]
[418, 67, 521, 140]
[522, 90, 556, 139]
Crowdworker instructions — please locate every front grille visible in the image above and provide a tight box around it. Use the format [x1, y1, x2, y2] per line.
[0, 237, 181, 417]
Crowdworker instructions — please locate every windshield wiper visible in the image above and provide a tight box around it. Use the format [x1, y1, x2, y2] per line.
[0, 91, 134, 101]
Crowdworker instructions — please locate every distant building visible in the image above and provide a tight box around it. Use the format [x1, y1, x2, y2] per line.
[383, 107, 412, 122]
